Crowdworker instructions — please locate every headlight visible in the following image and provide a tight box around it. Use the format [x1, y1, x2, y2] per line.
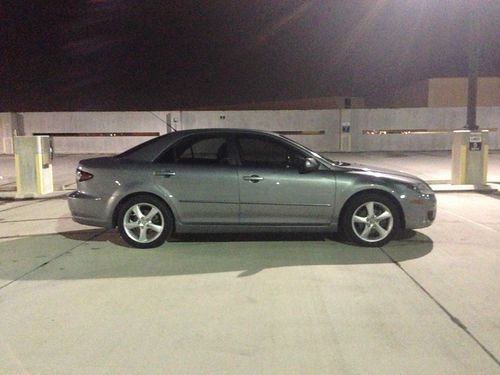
[412, 182, 433, 195]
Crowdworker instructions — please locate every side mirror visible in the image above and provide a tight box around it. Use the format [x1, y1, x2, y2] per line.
[301, 157, 319, 173]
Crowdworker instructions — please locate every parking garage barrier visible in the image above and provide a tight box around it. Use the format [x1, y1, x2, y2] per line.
[362, 128, 497, 135]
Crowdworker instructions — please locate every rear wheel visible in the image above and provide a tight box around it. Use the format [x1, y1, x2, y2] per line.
[341, 193, 401, 247]
[117, 195, 173, 248]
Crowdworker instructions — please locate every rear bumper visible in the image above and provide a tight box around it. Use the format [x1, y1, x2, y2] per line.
[68, 191, 115, 229]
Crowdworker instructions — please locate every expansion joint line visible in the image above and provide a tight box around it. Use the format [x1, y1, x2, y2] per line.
[0, 230, 106, 292]
[378, 246, 499, 367]
[0, 199, 50, 213]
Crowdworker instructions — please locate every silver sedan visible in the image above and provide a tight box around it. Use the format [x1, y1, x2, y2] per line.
[68, 128, 436, 248]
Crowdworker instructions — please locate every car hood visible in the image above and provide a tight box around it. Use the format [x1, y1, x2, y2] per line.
[334, 162, 426, 185]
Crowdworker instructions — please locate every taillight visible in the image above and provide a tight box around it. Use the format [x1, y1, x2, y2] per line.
[76, 169, 94, 182]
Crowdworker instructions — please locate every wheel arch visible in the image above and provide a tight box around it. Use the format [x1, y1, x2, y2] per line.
[338, 188, 406, 231]
[112, 192, 176, 230]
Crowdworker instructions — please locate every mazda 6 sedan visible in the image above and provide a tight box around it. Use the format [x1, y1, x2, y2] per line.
[68, 128, 436, 248]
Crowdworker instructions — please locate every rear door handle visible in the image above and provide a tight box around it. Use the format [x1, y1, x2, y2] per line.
[154, 170, 176, 177]
[243, 175, 264, 183]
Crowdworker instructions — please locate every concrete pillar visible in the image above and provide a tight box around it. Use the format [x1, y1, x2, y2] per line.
[0, 113, 25, 154]
[166, 111, 181, 132]
[451, 130, 489, 185]
[14, 136, 54, 197]
[339, 109, 352, 152]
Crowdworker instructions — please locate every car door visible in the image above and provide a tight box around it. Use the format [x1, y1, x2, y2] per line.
[236, 134, 335, 225]
[153, 133, 239, 224]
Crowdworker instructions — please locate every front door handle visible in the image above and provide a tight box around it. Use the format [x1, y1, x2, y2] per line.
[243, 175, 264, 183]
[154, 170, 176, 177]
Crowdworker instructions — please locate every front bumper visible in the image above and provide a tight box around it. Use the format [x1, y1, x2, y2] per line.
[403, 192, 437, 230]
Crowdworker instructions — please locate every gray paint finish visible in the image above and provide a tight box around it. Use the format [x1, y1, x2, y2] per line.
[68, 129, 436, 248]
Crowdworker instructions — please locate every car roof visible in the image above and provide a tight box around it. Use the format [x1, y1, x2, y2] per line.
[170, 127, 275, 137]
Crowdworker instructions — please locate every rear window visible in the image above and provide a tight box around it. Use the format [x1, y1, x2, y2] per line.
[116, 135, 168, 159]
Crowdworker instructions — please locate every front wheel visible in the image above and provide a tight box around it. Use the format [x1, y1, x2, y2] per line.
[341, 193, 401, 247]
[117, 195, 173, 248]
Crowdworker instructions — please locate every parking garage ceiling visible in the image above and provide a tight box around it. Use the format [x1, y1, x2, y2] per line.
[2, 0, 499, 110]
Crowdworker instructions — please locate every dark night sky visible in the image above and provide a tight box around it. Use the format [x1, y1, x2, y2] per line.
[1, 0, 499, 111]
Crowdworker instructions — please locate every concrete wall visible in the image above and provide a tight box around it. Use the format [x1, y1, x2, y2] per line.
[20, 111, 170, 154]
[0, 113, 24, 153]
[0, 113, 13, 153]
[1, 107, 498, 154]
[378, 77, 500, 109]
[179, 110, 341, 152]
[351, 107, 500, 151]
[478, 106, 500, 149]
[384, 80, 429, 108]
[181, 108, 499, 152]
[428, 77, 500, 107]
[351, 107, 498, 151]
[194, 96, 365, 110]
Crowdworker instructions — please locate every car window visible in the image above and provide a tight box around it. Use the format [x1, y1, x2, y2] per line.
[237, 136, 305, 169]
[156, 135, 230, 165]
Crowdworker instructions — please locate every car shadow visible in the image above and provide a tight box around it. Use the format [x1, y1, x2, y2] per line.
[61, 228, 419, 245]
[1, 229, 433, 281]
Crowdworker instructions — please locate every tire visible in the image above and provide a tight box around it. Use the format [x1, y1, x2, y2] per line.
[341, 193, 401, 247]
[117, 195, 173, 248]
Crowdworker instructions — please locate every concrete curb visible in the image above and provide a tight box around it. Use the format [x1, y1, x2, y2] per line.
[0, 190, 70, 200]
[429, 183, 498, 193]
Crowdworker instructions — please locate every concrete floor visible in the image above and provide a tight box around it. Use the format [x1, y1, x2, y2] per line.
[0, 191, 499, 374]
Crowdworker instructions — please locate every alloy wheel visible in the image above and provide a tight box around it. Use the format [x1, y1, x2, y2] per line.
[123, 203, 165, 244]
[351, 201, 394, 243]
